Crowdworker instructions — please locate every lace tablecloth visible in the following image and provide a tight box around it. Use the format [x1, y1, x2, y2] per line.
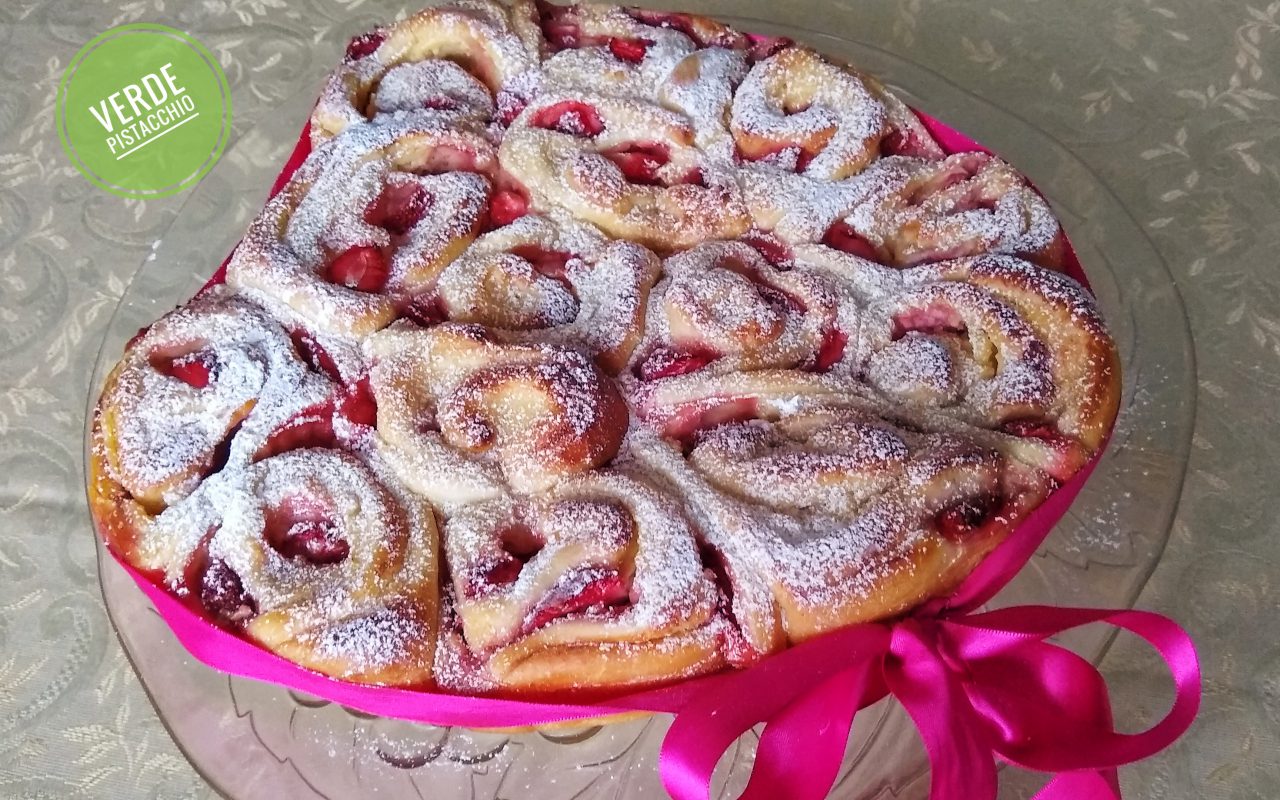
[0, 1, 1274, 797]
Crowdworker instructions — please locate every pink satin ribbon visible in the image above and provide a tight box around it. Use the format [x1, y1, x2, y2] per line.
[661, 605, 1200, 800]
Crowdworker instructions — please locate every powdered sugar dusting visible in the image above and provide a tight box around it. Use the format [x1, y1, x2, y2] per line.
[93, 0, 1118, 693]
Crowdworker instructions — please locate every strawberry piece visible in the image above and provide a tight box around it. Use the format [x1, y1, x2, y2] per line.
[152, 349, 217, 388]
[163, 353, 214, 388]
[496, 95, 527, 126]
[473, 523, 543, 592]
[624, 8, 730, 48]
[526, 569, 628, 632]
[288, 329, 340, 380]
[530, 100, 605, 137]
[486, 187, 529, 229]
[201, 559, 256, 623]
[401, 293, 446, 327]
[636, 346, 719, 381]
[603, 141, 670, 185]
[339, 377, 378, 427]
[258, 406, 336, 458]
[345, 30, 385, 61]
[935, 493, 1001, 541]
[325, 245, 389, 293]
[812, 328, 848, 372]
[747, 33, 793, 62]
[608, 36, 652, 63]
[364, 181, 430, 236]
[422, 96, 460, 112]
[697, 539, 736, 610]
[680, 167, 706, 186]
[890, 303, 966, 341]
[755, 281, 806, 313]
[822, 221, 882, 262]
[741, 232, 792, 267]
[275, 520, 351, 564]
[1000, 418, 1064, 443]
[662, 397, 760, 448]
[537, 0, 581, 49]
[482, 557, 524, 587]
[510, 245, 572, 281]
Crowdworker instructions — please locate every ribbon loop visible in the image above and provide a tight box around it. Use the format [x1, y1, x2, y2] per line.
[658, 605, 1199, 800]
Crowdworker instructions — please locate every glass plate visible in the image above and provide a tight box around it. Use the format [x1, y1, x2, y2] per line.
[86, 15, 1197, 800]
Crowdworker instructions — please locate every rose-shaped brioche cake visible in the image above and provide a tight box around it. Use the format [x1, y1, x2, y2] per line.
[89, 0, 1120, 693]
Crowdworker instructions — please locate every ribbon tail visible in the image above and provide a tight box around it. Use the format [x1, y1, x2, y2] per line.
[887, 621, 998, 800]
[659, 625, 890, 800]
[740, 665, 869, 800]
[1032, 769, 1121, 799]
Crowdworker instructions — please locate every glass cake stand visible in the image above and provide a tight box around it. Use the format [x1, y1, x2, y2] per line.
[86, 16, 1197, 800]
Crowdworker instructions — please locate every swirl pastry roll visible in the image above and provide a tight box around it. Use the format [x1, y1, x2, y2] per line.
[227, 118, 497, 339]
[90, 291, 336, 562]
[832, 152, 1066, 268]
[855, 254, 1119, 478]
[366, 322, 628, 509]
[631, 378, 1049, 658]
[631, 241, 855, 379]
[500, 90, 750, 251]
[434, 470, 728, 692]
[134, 448, 438, 685]
[431, 213, 661, 372]
[312, 0, 544, 139]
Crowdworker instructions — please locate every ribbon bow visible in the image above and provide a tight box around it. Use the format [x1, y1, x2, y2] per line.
[660, 605, 1200, 800]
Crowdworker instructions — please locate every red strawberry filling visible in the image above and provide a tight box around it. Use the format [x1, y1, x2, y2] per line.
[401, 293, 447, 327]
[811, 328, 848, 372]
[345, 30, 385, 61]
[624, 8, 747, 50]
[412, 143, 484, 175]
[289, 329, 340, 380]
[531, 100, 605, 137]
[273, 519, 351, 564]
[754, 280, 806, 314]
[511, 245, 573, 282]
[485, 186, 530, 229]
[525, 567, 629, 632]
[697, 539, 737, 621]
[934, 492, 1002, 541]
[741, 231, 793, 267]
[339, 377, 378, 427]
[257, 405, 336, 459]
[364, 181, 430, 236]
[325, 245, 390, 293]
[746, 33, 793, 62]
[608, 36, 652, 63]
[880, 128, 938, 158]
[200, 559, 257, 623]
[152, 350, 217, 388]
[822, 221, 882, 262]
[635, 345, 719, 381]
[737, 141, 817, 172]
[476, 523, 544, 591]
[890, 303, 966, 341]
[1000, 418, 1065, 444]
[421, 95, 460, 112]
[536, 0, 582, 49]
[602, 141, 670, 185]
[662, 397, 761, 449]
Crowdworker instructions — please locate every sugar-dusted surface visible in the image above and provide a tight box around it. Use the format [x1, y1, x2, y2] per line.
[92, 0, 1119, 698]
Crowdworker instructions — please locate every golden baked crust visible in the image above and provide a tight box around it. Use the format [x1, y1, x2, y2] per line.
[89, 1, 1120, 694]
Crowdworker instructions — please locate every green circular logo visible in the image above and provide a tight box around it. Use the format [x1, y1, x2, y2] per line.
[58, 24, 231, 199]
